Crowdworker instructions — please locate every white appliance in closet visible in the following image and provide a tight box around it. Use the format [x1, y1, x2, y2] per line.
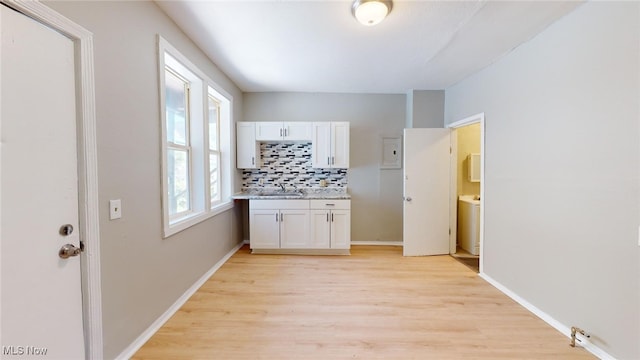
[458, 195, 480, 256]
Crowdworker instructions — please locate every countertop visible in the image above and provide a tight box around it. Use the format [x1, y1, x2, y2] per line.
[232, 188, 351, 200]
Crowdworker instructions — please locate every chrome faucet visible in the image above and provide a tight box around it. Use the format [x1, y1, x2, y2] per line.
[279, 183, 286, 192]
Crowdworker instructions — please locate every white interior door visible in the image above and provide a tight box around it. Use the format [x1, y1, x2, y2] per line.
[1, 5, 85, 358]
[403, 128, 451, 256]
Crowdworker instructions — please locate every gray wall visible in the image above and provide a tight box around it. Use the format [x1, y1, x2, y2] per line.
[445, 2, 639, 359]
[44, 1, 244, 359]
[243, 92, 406, 242]
[406, 90, 445, 128]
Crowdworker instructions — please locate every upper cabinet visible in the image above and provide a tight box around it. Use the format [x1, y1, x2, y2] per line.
[236, 122, 259, 169]
[311, 122, 349, 169]
[255, 122, 312, 141]
[236, 121, 349, 169]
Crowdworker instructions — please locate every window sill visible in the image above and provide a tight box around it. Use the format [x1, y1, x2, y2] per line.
[163, 200, 234, 238]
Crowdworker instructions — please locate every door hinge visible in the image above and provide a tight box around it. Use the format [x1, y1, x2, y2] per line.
[448, 228, 451, 235]
[79, 240, 85, 252]
[449, 147, 452, 154]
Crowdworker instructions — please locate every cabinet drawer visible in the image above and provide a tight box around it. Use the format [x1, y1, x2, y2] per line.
[309, 199, 350, 210]
[250, 199, 310, 210]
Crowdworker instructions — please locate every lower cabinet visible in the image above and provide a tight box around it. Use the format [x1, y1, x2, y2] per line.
[279, 209, 310, 248]
[249, 200, 310, 250]
[249, 199, 350, 252]
[309, 200, 351, 249]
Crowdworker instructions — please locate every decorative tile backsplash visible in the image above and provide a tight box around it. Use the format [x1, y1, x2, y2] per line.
[242, 142, 348, 189]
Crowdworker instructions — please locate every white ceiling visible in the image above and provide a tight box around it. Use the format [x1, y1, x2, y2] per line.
[156, 0, 583, 94]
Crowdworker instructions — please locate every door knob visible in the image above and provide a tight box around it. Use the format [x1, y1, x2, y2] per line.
[59, 244, 81, 259]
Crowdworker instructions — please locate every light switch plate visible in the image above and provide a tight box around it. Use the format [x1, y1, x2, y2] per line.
[110, 199, 122, 220]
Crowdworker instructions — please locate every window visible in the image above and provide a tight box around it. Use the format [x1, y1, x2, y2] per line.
[159, 36, 233, 237]
[208, 92, 221, 208]
[165, 68, 191, 218]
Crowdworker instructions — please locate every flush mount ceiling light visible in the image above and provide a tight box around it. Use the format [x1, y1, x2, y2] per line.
[351, 0, 393, 26]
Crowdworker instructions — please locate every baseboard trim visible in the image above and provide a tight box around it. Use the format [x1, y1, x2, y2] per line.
[115, 241, 245, 360]
[251, 248, 350, 256]
[351, 241, 403, 246]
[479, 273, 615, 360]
[244, 240, 402, 247]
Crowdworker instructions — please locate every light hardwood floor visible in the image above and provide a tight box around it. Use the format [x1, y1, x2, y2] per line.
[133, 245, 594, 359]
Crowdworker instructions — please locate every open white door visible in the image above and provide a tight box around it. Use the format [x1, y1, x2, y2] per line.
[1, 5, 85, 358]
[403, 128, 451, 256]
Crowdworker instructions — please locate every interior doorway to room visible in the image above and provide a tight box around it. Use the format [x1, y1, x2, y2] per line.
[448, 113, 484, 273]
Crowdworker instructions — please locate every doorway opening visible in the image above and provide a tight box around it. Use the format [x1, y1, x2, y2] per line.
[448, 113, 485, 273]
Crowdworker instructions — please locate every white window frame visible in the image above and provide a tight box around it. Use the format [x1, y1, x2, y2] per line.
[207, 91, 222, 208]
[165, 67, 193, 220]
[159, 36, 233, 238]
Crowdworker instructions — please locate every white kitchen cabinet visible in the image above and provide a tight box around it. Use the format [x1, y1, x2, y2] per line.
[249, 209, 280, 248]
[255, 122, 312, 141]
[236, 122, 259, 169]
[249, 199, 310, 250]
[311, 122, 349, 168]
[330, 210, 351, 249]
[311, 123, 331, 168]
[284, 122, 313, 141]
[309, 200, 351, 249]
[254, 122, 282, 140]
[249, 199, 350, 252]
[280, 209, 311, 249]
[309, 210, 331, 248]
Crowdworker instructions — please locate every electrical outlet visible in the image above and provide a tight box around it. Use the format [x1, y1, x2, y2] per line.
[109, 199, 122, 220]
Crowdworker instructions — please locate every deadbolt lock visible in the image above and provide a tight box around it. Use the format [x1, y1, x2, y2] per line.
[59, 224, 73, 236]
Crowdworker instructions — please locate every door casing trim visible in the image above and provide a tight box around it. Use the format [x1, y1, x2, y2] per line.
[447, 112, 485, 274]
[1, 1, 103, 358]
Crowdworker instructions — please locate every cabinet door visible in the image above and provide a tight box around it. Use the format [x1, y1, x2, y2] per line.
[331, 122, 350, 168]
[283, 122, 312, 141]
[330, 210, 351, 249]
[309, 210, 331, 249]
[249, 210, 280, 249]
[311, 122, 331, 168]
[255, 122, 283, 141]
[279, 209, 310, 248]
[236, 122, 258, 169]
